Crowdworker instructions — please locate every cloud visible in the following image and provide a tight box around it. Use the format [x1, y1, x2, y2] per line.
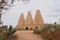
[46, 8, 60, 17]
[47, 14, 60, 18]
[46, 12, 60, 18]
[54, 9, 60, 12]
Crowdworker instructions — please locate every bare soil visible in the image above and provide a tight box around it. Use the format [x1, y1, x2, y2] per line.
[15, 30, 44, 40]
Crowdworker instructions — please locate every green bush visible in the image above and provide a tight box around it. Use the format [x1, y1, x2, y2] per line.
[33, 23, 60, 40]
[40, 23, 60, 40]
[0, 35, 5, 40]
[0, 25, 17, 40]
[4, 25, 17, 40]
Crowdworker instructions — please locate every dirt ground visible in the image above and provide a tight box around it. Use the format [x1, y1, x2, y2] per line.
[15, 30, 44, 40]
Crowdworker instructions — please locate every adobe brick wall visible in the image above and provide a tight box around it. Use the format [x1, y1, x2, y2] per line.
[16, 10, 44, 29]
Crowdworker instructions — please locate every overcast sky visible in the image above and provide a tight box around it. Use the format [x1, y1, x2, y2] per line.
[2, 0, 60, 26]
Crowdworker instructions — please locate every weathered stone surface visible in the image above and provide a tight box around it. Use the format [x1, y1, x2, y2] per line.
[33, 10, 44, 28]
[16, 13, 25, 29]
[25, 11, 33, 29]
[16, 10, 44, 29]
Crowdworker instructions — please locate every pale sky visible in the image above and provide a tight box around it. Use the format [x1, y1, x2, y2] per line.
[2, 0, 60, 27]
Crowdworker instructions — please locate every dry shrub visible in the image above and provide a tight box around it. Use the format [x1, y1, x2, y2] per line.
[41, 28, 60, 40]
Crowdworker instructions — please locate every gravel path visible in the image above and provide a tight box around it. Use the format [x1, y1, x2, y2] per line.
[15, 30, 44, 40]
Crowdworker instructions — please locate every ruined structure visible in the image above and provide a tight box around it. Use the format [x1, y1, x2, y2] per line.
[16, 10, 44, 29]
